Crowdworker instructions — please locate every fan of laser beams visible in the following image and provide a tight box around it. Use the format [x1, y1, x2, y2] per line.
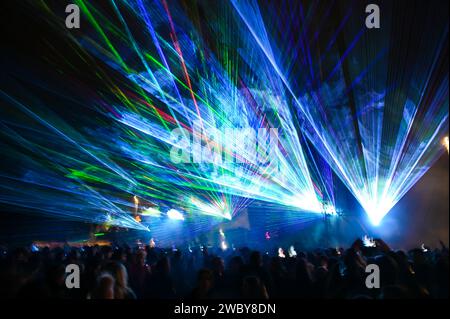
[0, 0, 332, 232]
[68, 0, 327, 212]
[230, 0, 449, 225]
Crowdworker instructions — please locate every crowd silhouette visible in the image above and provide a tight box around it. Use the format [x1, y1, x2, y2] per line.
[0, 238, 447, 299]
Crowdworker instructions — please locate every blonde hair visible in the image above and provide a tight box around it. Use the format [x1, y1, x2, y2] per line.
[103, 261, 132, 299]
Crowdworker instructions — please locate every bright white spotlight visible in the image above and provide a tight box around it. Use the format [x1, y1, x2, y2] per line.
[364, 198, 394, 226]
[167, 209, 184, 220]
[220, 240, 228, 250]
[222, 211, 232, 220]
[323, 203, 337, 215]
[366, 206, 383, 226]
[369, 215, 382, 226]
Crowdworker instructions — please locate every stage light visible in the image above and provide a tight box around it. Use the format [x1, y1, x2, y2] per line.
[323, 203, 337, 215]
[369, 215, 382, 226]
[444, 136, 449, 154]
[220, 240, 228, 250]
[365, 205, 383, 226]
[363, 197, 395, 226]
[167, 209, 184, 221]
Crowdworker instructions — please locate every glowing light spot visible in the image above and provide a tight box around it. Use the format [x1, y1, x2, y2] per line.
[288, 245, 297, 257]
[220, 241, 228, 250]
[167, 208, 184, 220]
[443, 136, 449, 154]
